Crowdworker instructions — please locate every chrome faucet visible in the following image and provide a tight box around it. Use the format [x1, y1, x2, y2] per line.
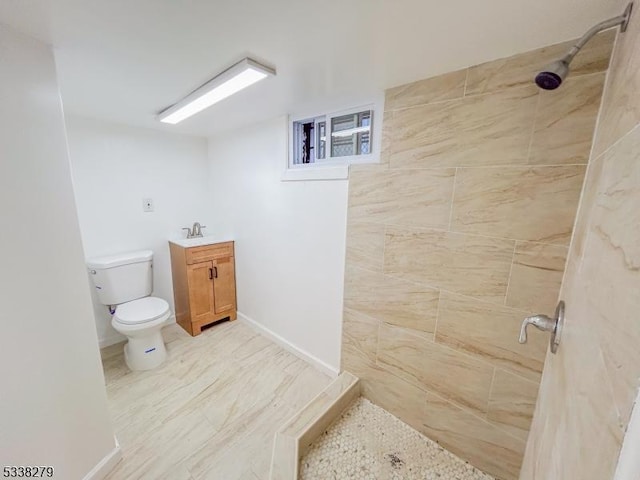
[182, 222, 206, 239]
[519, 301, 565, 354]
[519, 314, 556, 344]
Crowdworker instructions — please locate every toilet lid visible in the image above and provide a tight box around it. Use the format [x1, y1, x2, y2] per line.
[115, 297, 169, 325]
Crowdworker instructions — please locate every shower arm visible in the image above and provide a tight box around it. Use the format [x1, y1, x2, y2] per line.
[562, 3, 633, 64]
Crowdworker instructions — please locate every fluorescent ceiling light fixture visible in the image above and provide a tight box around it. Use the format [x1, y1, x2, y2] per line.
[158, 58, 275, 124]
[331, 125, 370, 137]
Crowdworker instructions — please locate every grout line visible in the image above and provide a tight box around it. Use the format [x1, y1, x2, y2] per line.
[387, 163, 589, 170]
[378, 221, 569, 247]
[447, 167, 458, 231]
[484, 367, 498, 419]
[378, 319, 434, 342]
[385, 69, 609, 115]
[463, 68, 469, 97]
[431, 335, 500, 373]
[386, 82, 536, 113]
[374, 319, 382, 364]
[432, 290, 442, 343]
[503, 242, 519, 306]
[423, 388, 528, 444]
[381, 224, 388, 273]
[494, 365, 541, 387]
[349, 261, 537, 316]
[378, 303, 512, 382]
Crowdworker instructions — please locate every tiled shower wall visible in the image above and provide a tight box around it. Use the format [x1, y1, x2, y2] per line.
[522, 5, 640, 478]
[341, 32, 614, 480]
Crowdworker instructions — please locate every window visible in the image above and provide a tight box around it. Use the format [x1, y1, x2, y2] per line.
[286, 104, 379, 180]
[292, 115, 326, 164]
[330, 110, 371, 158]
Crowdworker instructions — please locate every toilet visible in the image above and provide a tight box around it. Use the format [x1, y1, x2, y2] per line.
[86, 250, 170, 371]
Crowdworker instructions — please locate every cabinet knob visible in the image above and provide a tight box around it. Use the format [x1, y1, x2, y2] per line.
[209, 268, 213, 280]
[213, 266, 218, 278]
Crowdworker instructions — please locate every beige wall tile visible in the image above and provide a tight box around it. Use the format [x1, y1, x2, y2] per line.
[345, 222, 385, 272]
[422, 391, 526, 480]
[384, 227, 515, 303]
[377, 323, 494, 415]
[506, 242, 568, 313]
[348, 168, 455, 229]
[578, 125, 640, 427]
[341, 332, 376, 381]
[388, 86, 537, 169]
[341, 307, 379, 365]
[387, 99, 454, 168]
[379, 110, 394, 164]
[451, 166, 586, 245]
[346, 32, 615, 478]
[522, 297, 625, 480]
[466, 30, 614, 96]
[435, 291, 547, 381]
[341, 322, 430, 435]
[529, 73, 605, 165]
[360, 366, 429, 434]
[522, 26, 640, 476]
[385, 69, 466, 111]
[593, 12, 640, 156]
[567, 152, 605, 263]
[344, 265, 439, 334]
[487, 369, 539, 441]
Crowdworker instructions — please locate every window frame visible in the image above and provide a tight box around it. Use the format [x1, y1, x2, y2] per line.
[284, 102, 382, 181]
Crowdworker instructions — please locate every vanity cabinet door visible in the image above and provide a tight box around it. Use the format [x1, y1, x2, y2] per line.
[213, 256, 236, 314]
[186, 261, 216, 324]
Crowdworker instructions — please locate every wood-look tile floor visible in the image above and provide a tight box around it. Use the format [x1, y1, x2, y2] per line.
[101, 320, 332, 480]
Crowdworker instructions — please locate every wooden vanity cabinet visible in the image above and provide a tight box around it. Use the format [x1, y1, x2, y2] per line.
[169, 241, 237, 336]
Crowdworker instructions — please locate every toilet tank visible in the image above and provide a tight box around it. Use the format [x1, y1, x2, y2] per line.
[86, 250, 153, 306]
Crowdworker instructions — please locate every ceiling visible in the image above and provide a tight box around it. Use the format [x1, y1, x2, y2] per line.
[0, 0, 624, 137]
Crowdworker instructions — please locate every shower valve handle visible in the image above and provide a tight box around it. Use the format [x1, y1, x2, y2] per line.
[519, 301, 565, 354]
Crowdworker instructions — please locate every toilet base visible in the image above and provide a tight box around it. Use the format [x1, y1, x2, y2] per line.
[123, 330, 167, 371]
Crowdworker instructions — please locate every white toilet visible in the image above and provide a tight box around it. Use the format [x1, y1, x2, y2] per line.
[87, 250, 170, 371]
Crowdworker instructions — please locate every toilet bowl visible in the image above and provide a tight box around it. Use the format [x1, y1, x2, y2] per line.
[86, 249, 172, 372]
[112, 297, 170, 371]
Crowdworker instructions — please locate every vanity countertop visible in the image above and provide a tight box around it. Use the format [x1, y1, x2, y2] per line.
[169, 236, 234, 248]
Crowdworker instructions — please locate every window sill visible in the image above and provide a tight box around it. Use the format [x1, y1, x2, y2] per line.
[281, 164, 349, 182]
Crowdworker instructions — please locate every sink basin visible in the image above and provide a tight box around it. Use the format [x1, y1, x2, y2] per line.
[169, 236, 233, 248]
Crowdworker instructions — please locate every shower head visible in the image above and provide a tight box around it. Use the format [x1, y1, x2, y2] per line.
[534, 2, 633, 90]
[535, 59, 570, 90]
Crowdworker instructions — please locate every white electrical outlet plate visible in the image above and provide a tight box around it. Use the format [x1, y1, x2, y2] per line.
[142, 198, 154, 212]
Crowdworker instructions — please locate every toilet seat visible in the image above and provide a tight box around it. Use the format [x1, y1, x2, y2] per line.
[114, 297, 170, 325]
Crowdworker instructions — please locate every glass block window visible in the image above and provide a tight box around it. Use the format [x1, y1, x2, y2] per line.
[330, 110, 372, 158]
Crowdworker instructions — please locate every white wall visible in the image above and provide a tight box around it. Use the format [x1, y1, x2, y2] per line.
[0, 26, 117, 479]
[65, 117, 210, 346]
[207, 117, 348, 373]
[615, 388, 640, 479]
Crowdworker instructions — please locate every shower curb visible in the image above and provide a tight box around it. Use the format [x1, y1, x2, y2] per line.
[269, 371, 361, 480]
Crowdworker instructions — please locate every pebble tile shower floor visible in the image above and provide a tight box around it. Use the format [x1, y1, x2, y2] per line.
[300, 397, 494, 480]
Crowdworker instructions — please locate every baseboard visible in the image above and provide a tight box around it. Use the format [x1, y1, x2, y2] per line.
[238, 312, 339, 378]
[98, 315, 176, 348]
[82, 437, 122, 480]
